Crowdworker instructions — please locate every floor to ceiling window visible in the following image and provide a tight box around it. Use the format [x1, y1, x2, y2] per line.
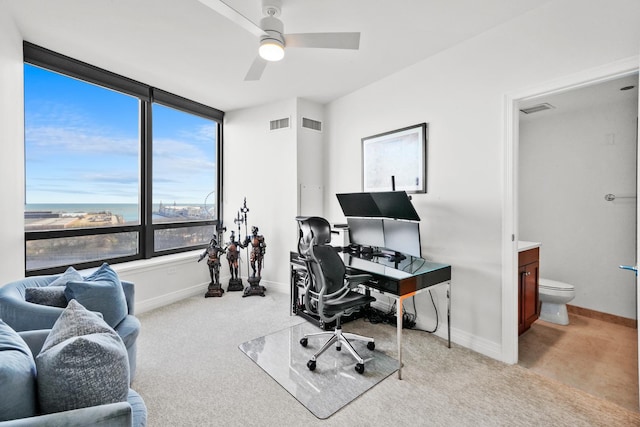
[23, 42, 223, 274]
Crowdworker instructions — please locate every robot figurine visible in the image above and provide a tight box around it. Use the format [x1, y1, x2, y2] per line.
[198, 235, 226, 298]
[242, 225, 267, 297]
[226, 230, 243, 292]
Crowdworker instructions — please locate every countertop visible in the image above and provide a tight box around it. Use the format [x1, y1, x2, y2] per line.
[518, 241, 541, 252]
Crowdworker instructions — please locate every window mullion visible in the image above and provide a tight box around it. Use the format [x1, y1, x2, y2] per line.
[141, 99, 153, 259]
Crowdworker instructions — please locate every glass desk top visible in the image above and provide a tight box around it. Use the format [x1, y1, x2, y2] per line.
[343, 252, 450, 280]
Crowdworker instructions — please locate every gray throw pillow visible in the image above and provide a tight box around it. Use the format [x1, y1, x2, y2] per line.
[64, 263, 128, 327]
[36, 300, 129, 414]
[25, 286, 67, 308]
[47, 266, 83, 287]
[0, 320, 37, 421]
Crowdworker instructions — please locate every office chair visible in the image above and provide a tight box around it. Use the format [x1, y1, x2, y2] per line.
[295, 216, 376, 374]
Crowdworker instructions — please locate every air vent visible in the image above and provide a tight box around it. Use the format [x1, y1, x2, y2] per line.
[270, 117, 290, 131]
[302, 117, 322, 132]
[520, 103, 555, 114]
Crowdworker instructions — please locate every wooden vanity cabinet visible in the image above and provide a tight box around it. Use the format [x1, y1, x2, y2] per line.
[518, 247, 540, 335]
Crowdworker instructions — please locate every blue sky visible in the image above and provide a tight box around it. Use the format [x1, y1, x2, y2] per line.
[24, 64, 217, 205]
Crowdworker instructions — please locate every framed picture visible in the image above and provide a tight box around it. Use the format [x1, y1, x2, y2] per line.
[362, 123, 427, 193]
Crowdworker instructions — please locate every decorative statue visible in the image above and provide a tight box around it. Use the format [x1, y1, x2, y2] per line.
[242, 225, 267, 297]
[243, 226, 266, 278]
[226, 230, 243, 291]
[198, 235, 226, 298]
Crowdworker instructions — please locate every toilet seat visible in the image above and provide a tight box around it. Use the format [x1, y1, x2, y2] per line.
[539, 278, 574, 292]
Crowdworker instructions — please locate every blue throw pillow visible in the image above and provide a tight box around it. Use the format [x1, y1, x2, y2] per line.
[0, 320, 37, 421]
[36, 300, 129, 414]
[64, 263, 128, 328]
[48, 266, 83, 287]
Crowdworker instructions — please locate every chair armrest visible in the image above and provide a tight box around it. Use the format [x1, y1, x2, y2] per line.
[0, 402, 132, 427]
[345, 274, 373, 287]
[0, 296, 64, 332]
[121, 281, 135, 316]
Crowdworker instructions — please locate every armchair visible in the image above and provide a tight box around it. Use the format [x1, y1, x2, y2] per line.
[0, 328, 146, 427]
[0, 273, 140, 380]
[295, 216, 376, 374]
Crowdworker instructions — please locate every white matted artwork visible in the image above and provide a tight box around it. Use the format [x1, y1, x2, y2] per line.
[362, 123, 427, 193]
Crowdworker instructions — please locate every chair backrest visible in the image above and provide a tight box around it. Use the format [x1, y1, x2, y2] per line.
[296, 216, 347, 311]
[308, 244, 346, 295]
[296, 216, 332, 257]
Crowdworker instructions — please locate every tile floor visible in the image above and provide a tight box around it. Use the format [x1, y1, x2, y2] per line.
[519, 313, 639, 412]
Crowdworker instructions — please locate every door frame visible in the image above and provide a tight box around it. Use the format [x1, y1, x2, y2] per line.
[501, 56, 639, 365]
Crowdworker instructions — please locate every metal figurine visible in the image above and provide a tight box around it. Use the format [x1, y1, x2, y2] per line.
[243, 226, 266, 278]
[226, 230, 244, 292]
[239, 198, 251, 278]
[199, 234, 226, 298]
[242, 225, 267, 297]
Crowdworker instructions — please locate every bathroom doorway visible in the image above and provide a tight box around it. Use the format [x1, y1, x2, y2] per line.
[516, 72, 639, 411]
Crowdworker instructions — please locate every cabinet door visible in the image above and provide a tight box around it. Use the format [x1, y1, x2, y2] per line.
[518, 265, 526, 335]
[523, 261, 539, 329]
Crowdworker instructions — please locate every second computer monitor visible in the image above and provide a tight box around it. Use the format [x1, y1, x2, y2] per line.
[383, 219, 421, 258]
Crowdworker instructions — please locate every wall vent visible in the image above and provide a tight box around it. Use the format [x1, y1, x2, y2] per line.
[302, 117, 322, 132]
[520, 103, 555, 114]
[270, 117, 290, 131]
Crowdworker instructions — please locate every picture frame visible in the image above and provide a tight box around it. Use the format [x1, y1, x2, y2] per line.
[362, 123, 427, 193]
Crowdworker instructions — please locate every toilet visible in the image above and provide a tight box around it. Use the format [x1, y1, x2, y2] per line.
[538, 278, 575, 325]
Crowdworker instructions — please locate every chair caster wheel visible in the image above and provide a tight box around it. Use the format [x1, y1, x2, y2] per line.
[307, 360, 316, 371]
[367, 341, 375, 351]
[355, 363, 365, 374]
[336, 346, 341, 351]
[300, 338, 308, 347]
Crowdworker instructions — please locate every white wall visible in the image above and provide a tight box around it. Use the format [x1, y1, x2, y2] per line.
[323, 0, 640, 359]
[223, 98, 298, 288]
[520, 97, 638, 319]
[297, 99, 324, 216]
[0, 6, 26, 285]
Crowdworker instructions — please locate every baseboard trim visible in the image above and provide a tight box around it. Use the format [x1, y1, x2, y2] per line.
[137, 282, 208, 314]
[567, 304, 637, 329]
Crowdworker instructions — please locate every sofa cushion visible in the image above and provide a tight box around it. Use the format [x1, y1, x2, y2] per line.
[25, 286, 68, 308]
[0, 320, 37, 421]
[48, 266, 83, 287]
[36, 300, 130, 415]
[65, 263, 128, 327]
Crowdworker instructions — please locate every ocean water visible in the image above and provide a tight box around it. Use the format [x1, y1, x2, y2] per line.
[24, 203, 197, 223]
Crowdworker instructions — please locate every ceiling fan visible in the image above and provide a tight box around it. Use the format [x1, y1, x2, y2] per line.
[198, 0, 361, 81]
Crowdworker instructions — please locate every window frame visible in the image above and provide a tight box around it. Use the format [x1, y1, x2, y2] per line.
[23, 42, 224, 275]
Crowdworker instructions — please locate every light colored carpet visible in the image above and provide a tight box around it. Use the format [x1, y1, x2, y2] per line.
[133, 286, 640, 426]
[239, 321, 398, 419]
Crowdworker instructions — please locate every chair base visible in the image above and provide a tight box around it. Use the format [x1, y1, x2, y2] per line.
[300, 325, 375, 374]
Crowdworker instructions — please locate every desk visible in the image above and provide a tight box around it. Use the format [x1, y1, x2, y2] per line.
[343, 253, 451, 379]
[290, 250, 451, 379]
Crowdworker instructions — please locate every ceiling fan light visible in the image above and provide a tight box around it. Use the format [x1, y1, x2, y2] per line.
[259, 39, 285, 61]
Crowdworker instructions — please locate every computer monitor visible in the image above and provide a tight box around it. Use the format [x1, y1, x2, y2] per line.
[336, 191, 420, 221]
[382, 219, 421, 258]
[346, 217, 385, 248]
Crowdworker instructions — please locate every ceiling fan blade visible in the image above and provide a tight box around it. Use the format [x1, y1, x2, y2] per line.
[284, 32, 360, 50]
[198, 0, 266, 38]
[244, 56, 267, 81]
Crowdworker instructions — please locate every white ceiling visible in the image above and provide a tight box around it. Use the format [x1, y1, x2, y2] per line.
[6, 0, 549, 112]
